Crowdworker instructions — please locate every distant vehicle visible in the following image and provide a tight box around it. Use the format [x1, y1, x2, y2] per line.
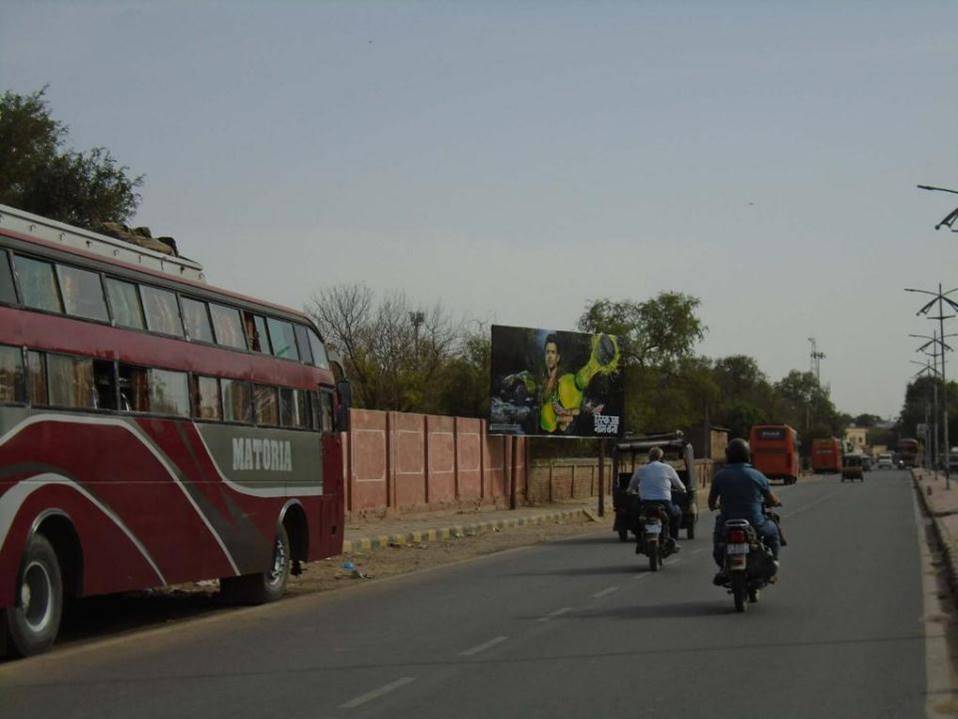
[749, 424, 800, 484]
[862, 455, 873, 471]
[876, 453, 894, 469]
[897, 438, 922, 468]
[811, 438, 842, 474]
[841, 455, 864, 482]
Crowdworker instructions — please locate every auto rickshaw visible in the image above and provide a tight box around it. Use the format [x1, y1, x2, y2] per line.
[841, 454, 864, 482]
[611, 432, 698, 542]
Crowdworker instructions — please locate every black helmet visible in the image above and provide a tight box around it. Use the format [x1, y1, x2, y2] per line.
[726, 438, 751, 464]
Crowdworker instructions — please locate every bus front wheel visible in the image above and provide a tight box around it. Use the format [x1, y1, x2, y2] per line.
[5, 534, 63, 657]
[220, 525, 291, 605]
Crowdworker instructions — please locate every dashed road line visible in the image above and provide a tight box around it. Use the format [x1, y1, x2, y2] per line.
[538, 607, 573, 622]
[338, 677, 416, 709]
[690, 548, 703, 555]
[592, 586, 620, 599]
[460, 635, 508, 657]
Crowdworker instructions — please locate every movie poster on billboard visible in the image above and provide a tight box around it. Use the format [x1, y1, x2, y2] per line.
[489, 325, 624, 437]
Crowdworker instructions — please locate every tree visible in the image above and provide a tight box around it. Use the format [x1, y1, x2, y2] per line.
[853, 413, 883, 428]
[0, 87, 142, 228]
[306, 284, 462, 413]
[578, 292, 707, 368]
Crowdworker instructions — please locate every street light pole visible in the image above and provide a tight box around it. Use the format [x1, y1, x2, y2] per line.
[906, 285, 958, 487]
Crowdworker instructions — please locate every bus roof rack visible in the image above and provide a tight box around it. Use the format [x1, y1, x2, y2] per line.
[0, 204, 206, 282]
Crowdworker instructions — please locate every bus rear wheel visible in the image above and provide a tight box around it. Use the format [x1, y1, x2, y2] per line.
[220, 525, 291, 605]
[5, 534, 63, 657]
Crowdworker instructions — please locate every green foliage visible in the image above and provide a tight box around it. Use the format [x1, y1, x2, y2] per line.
[898, 375, 958, 448]
[0, 87, 142, 228]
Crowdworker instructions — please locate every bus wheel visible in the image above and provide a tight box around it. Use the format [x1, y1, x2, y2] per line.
[5, 534, 63, 657]
[220, 525, 291, 605]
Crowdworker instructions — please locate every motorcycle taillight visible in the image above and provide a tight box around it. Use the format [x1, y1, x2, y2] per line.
[728, 528, 747, 543]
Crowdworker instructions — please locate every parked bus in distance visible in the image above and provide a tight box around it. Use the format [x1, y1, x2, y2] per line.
[0, 204, 351, 657]
[811, 437, 842, 474]
[749, 424, 800, 485]
[897, 438, 922, 468]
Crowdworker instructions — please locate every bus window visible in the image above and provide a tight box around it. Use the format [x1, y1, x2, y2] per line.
[26, 351, 47, 404]
[141, 286, 184, 337]
[118, 364, 150, 412]
[92, 359, 117, 410]
[243, 312, 271, 354]
[57, 264, 108, 322]
[209, 303, 246, 349]
[15, 255, 63, 314]
[254, 384, 279, 426]
[148, 369, 190, 417]
[293, 324, 313, 365]
[0, 252, 17, 305]
[0, 345, 24, 403]
[279, 387, 308, 428]
[266, 318, 299, 361]
[222, 379, 253, 424]
[181, 297, 215, 343]
[46, 353, 95, 409]
[192, 375, 222, 420]
[307, 329, 329, 369]
[318, 390, 334, 432]
[105, 278, 146, 329]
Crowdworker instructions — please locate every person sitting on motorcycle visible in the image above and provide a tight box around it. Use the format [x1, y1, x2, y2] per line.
[709, 438, 782, 583]
[627, 446, 687, 546]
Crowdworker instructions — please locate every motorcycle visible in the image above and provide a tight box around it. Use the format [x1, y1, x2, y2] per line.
[635, 502, 677, 572]
[717, 517, 778, 612]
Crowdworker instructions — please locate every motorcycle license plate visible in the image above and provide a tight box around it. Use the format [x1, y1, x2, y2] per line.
[644, 523, 662, 534]
[727, 543, 749, 555]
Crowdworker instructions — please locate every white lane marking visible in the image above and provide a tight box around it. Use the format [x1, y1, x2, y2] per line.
[460, 635, 508, 657]
[663, 558, 681, 566]
[691, 548, 703, 555]
[781, 490, 842, 520]
[538, 607, 572, 622]
[592, 586, 619, 599]
[633, 572, 651, 580]
[338, 677, 416, 709]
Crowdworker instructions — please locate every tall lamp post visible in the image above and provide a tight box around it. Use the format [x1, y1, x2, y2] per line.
[906, 285, 958, 488]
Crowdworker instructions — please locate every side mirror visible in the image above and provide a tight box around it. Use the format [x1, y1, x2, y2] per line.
[335, 380, 352, 432]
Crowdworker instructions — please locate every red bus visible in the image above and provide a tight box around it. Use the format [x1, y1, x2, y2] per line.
[0, 205, 350, 657]
[749, 424, 800, 485]
[811, 437, 842, 473]
[897, 438, 922, 468]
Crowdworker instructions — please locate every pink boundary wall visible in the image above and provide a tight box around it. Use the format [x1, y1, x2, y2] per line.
[342, 409, 527, 518]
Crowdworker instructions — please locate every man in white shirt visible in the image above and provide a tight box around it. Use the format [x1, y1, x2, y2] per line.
[627, 447, 687, 543]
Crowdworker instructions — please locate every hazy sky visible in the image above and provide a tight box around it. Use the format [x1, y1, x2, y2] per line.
[2, 1, 956, 419]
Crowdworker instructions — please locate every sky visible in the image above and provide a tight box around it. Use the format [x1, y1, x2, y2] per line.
[2, 1, 956, 420]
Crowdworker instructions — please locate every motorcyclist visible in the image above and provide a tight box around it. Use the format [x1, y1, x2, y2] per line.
[709, 438, 782, 584]
[627, 446, 687, 550]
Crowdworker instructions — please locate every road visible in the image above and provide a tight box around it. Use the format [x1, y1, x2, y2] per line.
[0, 470, 934, 718]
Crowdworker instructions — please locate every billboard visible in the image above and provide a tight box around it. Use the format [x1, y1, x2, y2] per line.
[489, 324, 624, 437]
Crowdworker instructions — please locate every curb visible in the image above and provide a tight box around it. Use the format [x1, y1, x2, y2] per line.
[341, 507, 594, 554]
[913, 469, 958, 597]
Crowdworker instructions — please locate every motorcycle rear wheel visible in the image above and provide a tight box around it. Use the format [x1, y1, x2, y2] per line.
[732, 573, 748, 612]
[649, 543, 660, 572]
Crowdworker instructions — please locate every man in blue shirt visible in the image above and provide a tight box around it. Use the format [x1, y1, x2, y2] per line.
[709, 438, 782, 578]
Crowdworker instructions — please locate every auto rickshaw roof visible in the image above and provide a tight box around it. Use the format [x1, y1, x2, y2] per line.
[614, 431, 688, 453]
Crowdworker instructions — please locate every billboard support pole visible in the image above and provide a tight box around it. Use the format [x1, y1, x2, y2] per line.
[509, 437, 518, 510]
[598, 439, 606, 517]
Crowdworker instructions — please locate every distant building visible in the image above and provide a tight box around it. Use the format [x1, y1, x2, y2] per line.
[844, 426, 868, 452]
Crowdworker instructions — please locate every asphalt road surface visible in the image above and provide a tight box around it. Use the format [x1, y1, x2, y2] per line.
[0, 470, 932, 719]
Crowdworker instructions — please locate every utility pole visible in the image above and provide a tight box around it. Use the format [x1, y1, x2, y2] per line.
[906, 284, 958, 488]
